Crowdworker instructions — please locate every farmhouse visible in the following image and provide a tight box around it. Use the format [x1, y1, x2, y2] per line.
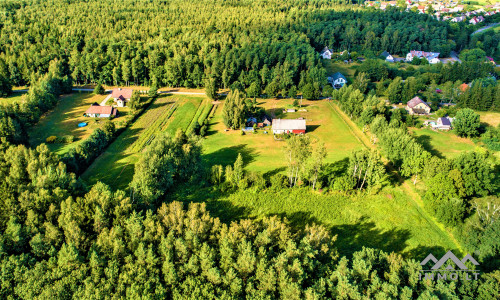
[328, 72, 348, 89]
[406, 50, 440, 64]
[85, 103, 118, 118]
[272, 119, 306, 134]
[406, 96, 431, 115]
[320, 47, 333, 59]
[111, 88, 133, 107]
[381, 51, 394, 62]
[436, 117, 452, 130]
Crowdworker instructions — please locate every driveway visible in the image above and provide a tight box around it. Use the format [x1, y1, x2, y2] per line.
[100, 94, 112, 106]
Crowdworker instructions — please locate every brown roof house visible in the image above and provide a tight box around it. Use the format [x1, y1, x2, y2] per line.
[85, 103, 118, 118]
[111, 88, 133, 107]
[406, 96, 431, 115]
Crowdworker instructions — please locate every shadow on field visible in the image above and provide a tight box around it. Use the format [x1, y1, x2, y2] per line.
[331, 216, 411, 258]
[404, 245, 447, 262]
[203, 144, 256, 167]
[414, 134, 444, 158]
[263, 167, 286, 178]
[306, 125, 320, 132]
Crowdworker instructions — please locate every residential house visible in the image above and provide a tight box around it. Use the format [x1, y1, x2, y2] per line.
[262, 116, 272, 126]
[85, 103, 118, 118]
[451, 16, 466, 22]
[272, 119, 306, 134]
[406, 50, 440, 64]
[436, 117, 452, 130]
[320, 47, 333, 59]
[328, 72, 348, 89]
[406, 96, 431, 115]
[111, 88, 133, 107]
[381, 51, 394, 62]
[459, 83, 469, 92]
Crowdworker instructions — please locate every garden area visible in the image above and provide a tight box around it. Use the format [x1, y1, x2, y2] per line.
[28, 92, 129, 155]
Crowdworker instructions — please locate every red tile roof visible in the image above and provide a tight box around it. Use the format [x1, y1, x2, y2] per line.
[111, 88, 133, 99]
[85, 105, 118, 116]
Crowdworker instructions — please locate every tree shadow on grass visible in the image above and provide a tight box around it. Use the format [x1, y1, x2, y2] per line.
[415, 134, 444, 158]
[307, 125, 320, 133]
[404, 245, 447, 262]
[202, 144, 257, 168]
[331, 216, 411, 258]
[263, 167, 287, 178]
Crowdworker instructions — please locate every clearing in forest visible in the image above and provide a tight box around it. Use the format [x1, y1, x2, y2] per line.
[0, 91, 27, 106]
[202, 98, 364, 173]
[28, 92, 129, 155]
[82, 95, 210, 190]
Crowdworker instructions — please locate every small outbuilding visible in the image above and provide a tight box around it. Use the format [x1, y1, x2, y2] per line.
[436, 117, 452, 130]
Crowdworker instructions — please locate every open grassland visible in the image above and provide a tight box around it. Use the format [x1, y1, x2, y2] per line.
[0, 91, 27, 106]
[28, 92, 129, 155]
[410, 128, 477, 158]
[322, 60, 359, 81]
[202, 98, 364, 173]
[174, 185, 459, 260]
[82, 95, 210, 190]
[479, 111, 500, 127]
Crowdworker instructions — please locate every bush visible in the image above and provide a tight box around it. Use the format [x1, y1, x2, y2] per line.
[46, 136, 57, 143]
[62, 135, 75, 143]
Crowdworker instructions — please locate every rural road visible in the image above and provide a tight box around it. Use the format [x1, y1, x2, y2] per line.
[471, 22, 499, 35]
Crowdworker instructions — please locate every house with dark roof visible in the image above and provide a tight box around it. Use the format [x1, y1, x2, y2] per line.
[327, 72, 347, 89]
[320, 47, 333, 59]
[272, 119, 306, 134]
[381, 51, 394, 62]
[111, 88, 133, 107]
[406, 96, 431, 115]
[85, 103, 118, 118]
[436, 117, 452, 130]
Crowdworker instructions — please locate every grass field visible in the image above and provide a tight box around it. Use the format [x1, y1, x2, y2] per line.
[28, 92, 129, 155]
[82, 95, 210, 190]
[0, 92, 26, 106]
[479, 111, 500, 127]
[410, 128, 477, 158]
[202, 98, 364, 173]
[322, 60, 359, 81]
[174, 185, 459, 260]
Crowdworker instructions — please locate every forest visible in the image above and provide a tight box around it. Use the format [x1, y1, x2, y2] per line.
[0, 0, 499, 298]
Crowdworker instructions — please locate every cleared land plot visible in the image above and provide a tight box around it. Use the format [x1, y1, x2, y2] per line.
[28, 92, 129, 155]
[175, 185, 459, 259]
[82, 95, 210, 190]
[322, 60, 359, 80]
[0, 92, 27, 106]
[410, 128, 477, 158]
[479, 111, 500, 127]
[202, 98, 364, 173]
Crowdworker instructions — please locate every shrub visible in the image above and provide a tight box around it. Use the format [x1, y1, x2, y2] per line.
[63, 135, 75, 143]
[46, 136, 57, 143]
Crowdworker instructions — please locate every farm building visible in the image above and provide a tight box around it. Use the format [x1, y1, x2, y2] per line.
[111, 88, 133, 107]
[406, 96, 431, 115]
[272, 119, 306, 134]
[85, 103, 118, 118]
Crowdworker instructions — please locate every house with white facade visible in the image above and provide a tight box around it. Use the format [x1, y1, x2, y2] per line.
[406, 50, 440, 64]
[328, 72, 348, 89]
[320, 47, 333, 59]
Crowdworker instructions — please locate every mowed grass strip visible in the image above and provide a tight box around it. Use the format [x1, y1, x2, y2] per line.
[202, 98, 364, 173]
[165, 97, 204, 134]
[82, 95, 207, 190]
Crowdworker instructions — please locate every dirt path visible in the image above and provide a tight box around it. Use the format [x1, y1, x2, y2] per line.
[327, 100, 463, 252]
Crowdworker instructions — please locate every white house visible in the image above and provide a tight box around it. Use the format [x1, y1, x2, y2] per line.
[111, 88, 133, 107]
[320, 47, 333, 59]
[381, 51, 394, 62]
[85, 103, 118, 118]
[328, 72, 348, 89]
[406, 50, 440, 64]
[435, 117, 452, 130]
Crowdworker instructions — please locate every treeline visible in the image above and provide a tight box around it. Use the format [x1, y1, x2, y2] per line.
[0, 59, 72, 144]
[0, 141, 498, 298]
[456, 79, 500, 111]
[334, 86, 499, 269]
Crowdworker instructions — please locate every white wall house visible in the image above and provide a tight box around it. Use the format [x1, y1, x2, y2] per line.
[320, 47, 333, 59]
[406, 50, 440, 64]
[328, 72, 347, 89]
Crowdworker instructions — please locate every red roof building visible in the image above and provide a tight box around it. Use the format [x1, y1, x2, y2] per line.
[85, 104, 118, 118]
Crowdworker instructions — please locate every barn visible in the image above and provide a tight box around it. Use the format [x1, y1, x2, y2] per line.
[272, 119, 306, 134]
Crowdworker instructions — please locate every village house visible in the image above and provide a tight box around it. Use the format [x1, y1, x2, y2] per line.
[328, 72, 348, 89]
[406, 50, 441, 64]
[85, 103, 118, 118]
[272, 119, 306, 134]
[320, 47, 333, 59]
[436, 117, 452, 130]
[406, 96, 431, 115]
[111, 88, 133, 107]
[381, 51, 394, 62]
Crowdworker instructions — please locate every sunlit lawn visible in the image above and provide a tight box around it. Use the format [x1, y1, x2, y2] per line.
[410, 128, 477, 158]
[202, 98, 364, 173]
[0, 92, 26, 106]
[28, 92, 129, 155]
[478, 111, 500, 127]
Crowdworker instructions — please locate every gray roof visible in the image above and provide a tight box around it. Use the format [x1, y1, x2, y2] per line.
[331, 72, 346, 81]
[439, 117, 451, 126]
[272, 119, 306, 131]
[381, 51, 391, 58]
